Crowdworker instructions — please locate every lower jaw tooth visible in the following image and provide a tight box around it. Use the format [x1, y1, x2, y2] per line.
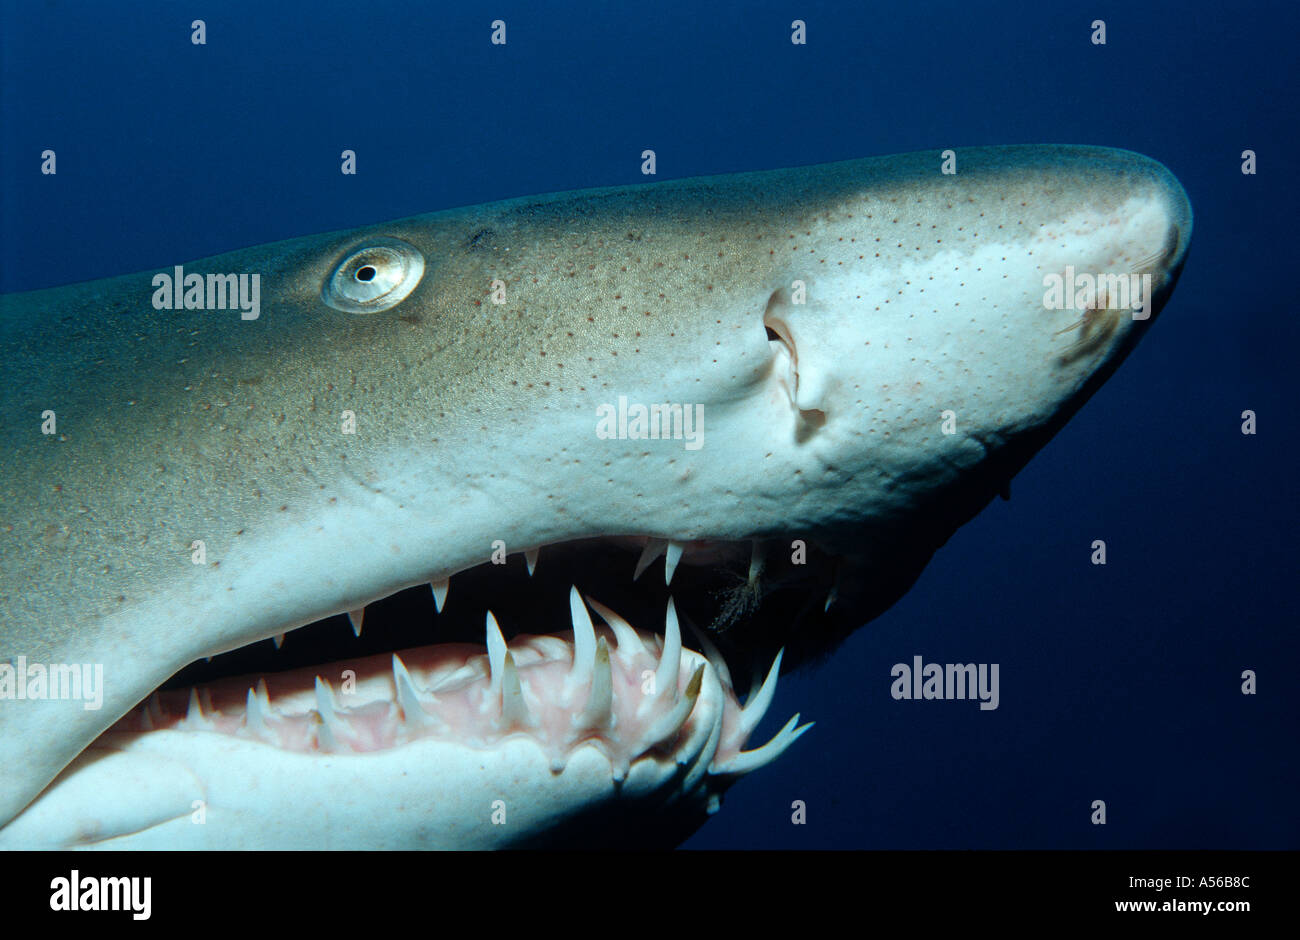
[651, 599, 683, 708]
[566, 586, 597, 695]
[392, 653, 442, 730]
[738, 649, 784, 737]
[245, 686, 271, 737]
[711, 713, 814, 776]
[484, 611, 507, 707]
[641, 664, 703, 748]
[186, 688, 204, 724]
[313, 676, 350, 751]
[500, 651, 533, 728]
[573, 637, 612, 730]
[682, 614, 732, 689]
[585, 596, 646, 656]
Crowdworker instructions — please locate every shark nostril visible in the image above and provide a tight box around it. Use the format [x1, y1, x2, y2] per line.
[763, 290, 801, 405]
[763, 290, 831, 424]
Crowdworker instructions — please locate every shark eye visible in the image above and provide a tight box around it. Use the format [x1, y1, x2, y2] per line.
[322, 237, 426, 313]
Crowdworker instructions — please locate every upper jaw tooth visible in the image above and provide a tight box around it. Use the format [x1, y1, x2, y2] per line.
[748, 539, 765, 585]
[632, 537, 687, 583]
[430, 578, 449, 612]
[663, 541, 684, 585]
[632, 538, 667, 580]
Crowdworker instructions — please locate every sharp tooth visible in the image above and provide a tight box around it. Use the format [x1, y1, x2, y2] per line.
[632, 538, 666, 580]
[680, 677, 725, 792]
[568, 586, 596, 693]
[642, 664, 703, 747]
[485, 610, 507, 705]
[664, 540, 685, 585]
[347, 607, 365, 637]
[245, 686, 270, 737]
[710, 713, 813, 776]
[575, 637, 612, 730]
[654, 598, 683, 702]
[147, 692, 163, 725]
[524, 548, 539, 576]
[392, 653, 439, 729]
[256, 679, 270, 710]
[500, 651, 533, 728]
[683, 614, 733, 690]
[825, 564, 841, 612]
[430, 578, 449, 612]
[314, 676, 337, 717]
[272, 633, 285, 650]
[314, 676, 348, 751]
[186, 688, 203, 724]
[139, 707, 154, 732]
[738, 649, 784, 739]
[199, 688, 214, 715]
[585, 596, 646, 657]
[748, 539, 766, 585]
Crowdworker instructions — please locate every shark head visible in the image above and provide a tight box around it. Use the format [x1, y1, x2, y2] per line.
[0, 144, 1190, 848]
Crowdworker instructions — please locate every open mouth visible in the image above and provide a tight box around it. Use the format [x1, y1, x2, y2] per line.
[107, 537, 836, 782]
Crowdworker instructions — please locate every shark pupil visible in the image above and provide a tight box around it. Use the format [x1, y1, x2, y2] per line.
[321, 237, 425, 313]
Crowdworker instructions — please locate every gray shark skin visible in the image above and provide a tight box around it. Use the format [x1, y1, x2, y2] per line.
[0, 145, 1191, 848]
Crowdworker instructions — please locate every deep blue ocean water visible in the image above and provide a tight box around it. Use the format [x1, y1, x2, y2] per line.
[2, 1, 1295, 849]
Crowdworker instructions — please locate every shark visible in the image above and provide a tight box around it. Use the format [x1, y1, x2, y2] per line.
[0, 145, 1191, 849]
